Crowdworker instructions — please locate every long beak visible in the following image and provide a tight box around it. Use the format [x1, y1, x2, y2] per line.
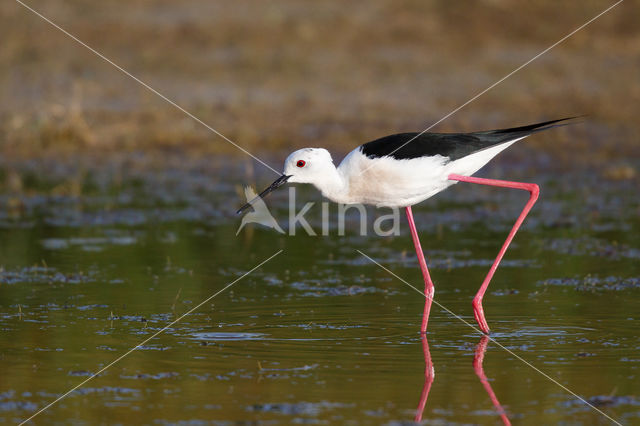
[236, 174, 291, 214]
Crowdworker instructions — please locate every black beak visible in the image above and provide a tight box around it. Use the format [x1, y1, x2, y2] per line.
[236, 174, 291, 214]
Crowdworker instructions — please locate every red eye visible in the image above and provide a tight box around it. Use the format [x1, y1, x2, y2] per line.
[296, 160, 306, 168]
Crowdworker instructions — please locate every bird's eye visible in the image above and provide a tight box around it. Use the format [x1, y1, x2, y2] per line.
[296, 160, 306, 168]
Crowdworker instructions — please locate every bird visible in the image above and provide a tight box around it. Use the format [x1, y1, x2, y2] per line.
[237, 117, 576, 334]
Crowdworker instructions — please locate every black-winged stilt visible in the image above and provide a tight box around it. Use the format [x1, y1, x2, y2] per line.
[238, 117, 575, 334]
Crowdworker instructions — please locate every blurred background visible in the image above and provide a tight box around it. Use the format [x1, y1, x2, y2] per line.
[1, 1, 639, 424]
[1, 0, 639, 168]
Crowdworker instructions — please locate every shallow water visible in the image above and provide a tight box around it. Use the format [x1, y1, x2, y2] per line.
[1, 161, 639, 425]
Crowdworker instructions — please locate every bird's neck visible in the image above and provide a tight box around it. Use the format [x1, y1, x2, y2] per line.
[312, 165, 350, 204]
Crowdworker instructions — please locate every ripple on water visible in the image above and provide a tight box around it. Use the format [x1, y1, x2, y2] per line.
[541, 236, 640, 260]
[537, 275, 640, 291]
[192, 332, 268, 341]
[289, 281, 387, 297]
[489, 326, 594, 339]
[0, 266, 97, 285]
[71, 386, 140, 397]
[68, 370, 94, 377]
[120, 372, 179, 380]
[0, 400, 38, 412]
[320, 252, 537, 270]
[137, 345, 171, 351]
[40, 236, 137, 252]
[563, 395, 640, 408]
[247, 401, 354, 416]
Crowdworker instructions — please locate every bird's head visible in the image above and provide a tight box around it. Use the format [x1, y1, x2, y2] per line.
[283, 148, 334, 183]
[237, 148, 334, 214]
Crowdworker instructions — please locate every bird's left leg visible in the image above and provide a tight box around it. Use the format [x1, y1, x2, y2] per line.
[405, 206, 434, 334]
[448, 173, 539, 334]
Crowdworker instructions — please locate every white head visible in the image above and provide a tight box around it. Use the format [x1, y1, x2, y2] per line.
[237, 148, 336, 214]
[283, 148, 334, 183]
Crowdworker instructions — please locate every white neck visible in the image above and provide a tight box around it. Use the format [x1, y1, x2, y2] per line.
[312, 164, 350, 204]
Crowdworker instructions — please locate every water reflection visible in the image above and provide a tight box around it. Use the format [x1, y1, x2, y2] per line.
[414, 336, 434, 422]
[473, 336, 511, 425]
[414, 336, 511, 425]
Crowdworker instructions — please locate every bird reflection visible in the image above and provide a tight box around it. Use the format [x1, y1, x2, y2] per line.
[414, 335, 510, 425]
[473, 336, 511, 425]
[414, 336, 435, 421]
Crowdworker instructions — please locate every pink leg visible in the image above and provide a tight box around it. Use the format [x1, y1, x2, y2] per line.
[448, 173, 539, 334]
[414, 335, 435, 422]
[405, 206, 434, 334]
[473, 336, 511, 425]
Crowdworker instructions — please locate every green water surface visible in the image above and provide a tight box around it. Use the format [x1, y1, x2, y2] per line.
[1, 164, 639, 425]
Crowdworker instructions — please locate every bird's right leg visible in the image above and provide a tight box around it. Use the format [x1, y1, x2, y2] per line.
[405, 206, 434, 334]
[448, 173, 539, 334]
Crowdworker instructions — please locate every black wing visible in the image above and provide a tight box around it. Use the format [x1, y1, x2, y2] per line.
[359, 117, 577, 161]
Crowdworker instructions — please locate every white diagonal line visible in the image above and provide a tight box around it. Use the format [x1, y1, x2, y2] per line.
[19, 249, 283, 425]
[357, 0, 624, 176]
[14, 0, 280, 176]
[356, 249, 622, 426]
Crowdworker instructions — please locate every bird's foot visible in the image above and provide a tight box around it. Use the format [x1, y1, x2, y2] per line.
[472, 297, 491, 335]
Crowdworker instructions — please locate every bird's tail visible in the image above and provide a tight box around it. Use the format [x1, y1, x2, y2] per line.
[477, 116, 583, 143]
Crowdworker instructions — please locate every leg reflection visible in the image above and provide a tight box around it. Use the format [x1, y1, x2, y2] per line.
[474, 335, 511, 425]
[414, 335, 434, 422]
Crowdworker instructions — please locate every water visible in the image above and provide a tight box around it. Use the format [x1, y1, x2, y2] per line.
[1, 158, 639, 425]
